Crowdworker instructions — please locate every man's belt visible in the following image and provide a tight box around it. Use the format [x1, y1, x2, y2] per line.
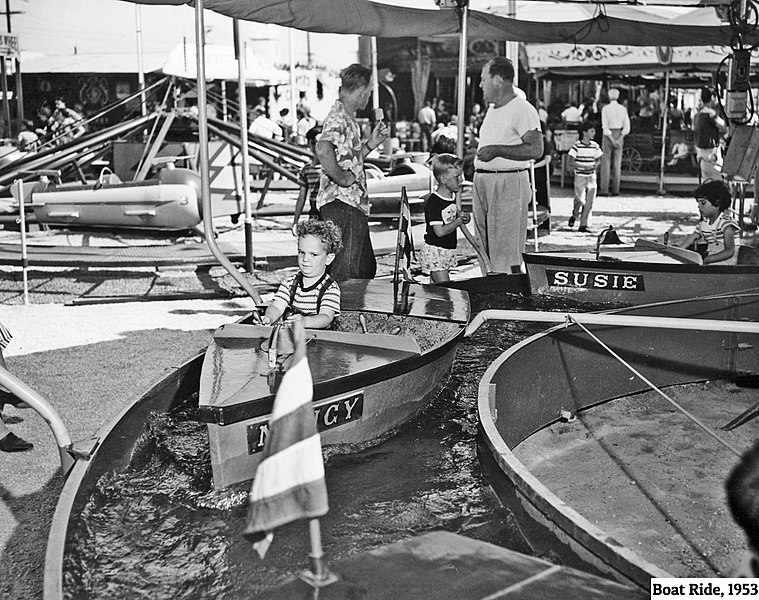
[474, 168, 529, 174]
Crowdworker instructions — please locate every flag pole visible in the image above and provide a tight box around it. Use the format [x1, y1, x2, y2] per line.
[393, 186, 406, 284]
[300, 518, 338, 587]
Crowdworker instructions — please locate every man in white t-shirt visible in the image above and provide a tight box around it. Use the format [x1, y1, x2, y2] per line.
[249, 107, 283, 140]
[473, 57, 543, 273]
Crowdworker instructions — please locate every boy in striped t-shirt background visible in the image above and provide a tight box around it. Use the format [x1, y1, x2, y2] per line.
[567, 121, 603, 233]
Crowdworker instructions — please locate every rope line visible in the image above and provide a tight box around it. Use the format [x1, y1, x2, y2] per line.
[568, 316, 743, 458]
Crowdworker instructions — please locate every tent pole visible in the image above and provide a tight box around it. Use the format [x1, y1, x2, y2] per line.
[288, 29, 297, 141]
[456, 1, 468, 160]
[234, 19, 255, 275]
[135, 5, 146, 118]
[197, 0, 262, 306]
[658, 69, 670, 196]
[371, 37, 379, 111]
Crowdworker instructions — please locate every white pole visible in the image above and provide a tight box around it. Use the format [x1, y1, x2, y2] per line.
[658, 70, 670, 196]
[221, 79, 228, 121]
[234, 20, 254, 275]
[466, 309, 759, 338]
[455, 2, 468, 159]
[507, 0, 518, 88]
[135, 5, 146, 117]
[197, 1, 262, 305]
[14, 179, 28, 305]
[529, 160, 539, 251]
[288, 29, 297, 142]
[371, 37, 379, 111]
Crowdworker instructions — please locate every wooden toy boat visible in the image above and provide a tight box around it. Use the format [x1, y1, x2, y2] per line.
[523, 239, 759, 305]
[198, 279, 470, 489]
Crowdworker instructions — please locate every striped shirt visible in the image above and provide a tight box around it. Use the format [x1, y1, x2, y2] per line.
[274, 273, 341, 316]
[298, 164, 322, 212]
[698, 211, 740, 264]
[568, 140, 603, 175]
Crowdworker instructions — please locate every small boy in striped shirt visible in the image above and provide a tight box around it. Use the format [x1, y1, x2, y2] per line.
[262, 219, 343, 330]
[567, 121, 603, 233]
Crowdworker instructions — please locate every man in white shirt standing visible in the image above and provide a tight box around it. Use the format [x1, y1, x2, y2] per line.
[417, 100, 437, 152]
[599, 88, 631, 196]
[473, 57, 543, 274]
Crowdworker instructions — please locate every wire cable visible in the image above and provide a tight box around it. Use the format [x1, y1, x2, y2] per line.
[568, 316, 743, 458]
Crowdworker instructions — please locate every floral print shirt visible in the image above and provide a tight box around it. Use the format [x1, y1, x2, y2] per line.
[316, 100, 369, 214]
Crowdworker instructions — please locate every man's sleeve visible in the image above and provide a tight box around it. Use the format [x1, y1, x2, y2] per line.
[320, 112, 341, 146]
[516, 102, 541, 137]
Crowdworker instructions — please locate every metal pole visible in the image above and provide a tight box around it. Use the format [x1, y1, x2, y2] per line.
[288, 29, 297, 142]
[196, 0, 262, 306]
[371, 37, 379, 111]
[234, 19, 255, 275]
[0, 365, 75, 472]
[220, 80, 228, 121]
[455, 2, 468, 159]
[135, 5, 147, 117]
[465, 308, 759, 338]
[657, 70, 670, 196]
[14, 179, 27, 304]
[0, 57, 10, 139]
[507, 0, 518, 88]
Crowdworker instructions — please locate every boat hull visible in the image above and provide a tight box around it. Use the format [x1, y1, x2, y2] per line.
[477, 294, 759, 591]
[205, 334, 459, 489]
[524, 251, 759, 305]
[32, 181, 202, 230]
[45, 352, 204, 600]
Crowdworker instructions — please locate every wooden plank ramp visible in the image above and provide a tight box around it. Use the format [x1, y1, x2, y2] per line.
[258, 531, 645, 600]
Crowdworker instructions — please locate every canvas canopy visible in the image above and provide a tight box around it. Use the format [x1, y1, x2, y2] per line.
[163, 43, 290, 83]
[122, 0, 758, 47]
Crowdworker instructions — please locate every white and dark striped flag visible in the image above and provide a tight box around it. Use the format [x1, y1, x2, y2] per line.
[395, 186, 417, 283]
[244, 354, 328, 558]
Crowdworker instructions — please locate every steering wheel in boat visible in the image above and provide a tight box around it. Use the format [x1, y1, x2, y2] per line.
[364, 163, 385, 179]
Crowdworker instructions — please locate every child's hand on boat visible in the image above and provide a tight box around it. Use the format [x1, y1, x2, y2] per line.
[283, 317, 307, 363]
[459, 212, 471, 225]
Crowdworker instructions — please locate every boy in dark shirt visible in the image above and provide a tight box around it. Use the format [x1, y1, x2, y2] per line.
[419, 153, 471, 284]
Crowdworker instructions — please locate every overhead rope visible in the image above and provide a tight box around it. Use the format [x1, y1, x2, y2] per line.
[568, 315, 743, 458]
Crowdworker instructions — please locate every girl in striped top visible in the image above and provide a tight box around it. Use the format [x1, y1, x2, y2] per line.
[262, 219, 343, 330]
[678, 180, 740, 265]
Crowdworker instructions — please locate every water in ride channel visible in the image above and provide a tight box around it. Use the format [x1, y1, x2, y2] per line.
[64, 293, 597, 599]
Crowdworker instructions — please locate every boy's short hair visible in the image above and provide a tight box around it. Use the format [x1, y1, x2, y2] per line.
[430, 153, 463, 182]
[580, 120, 596, 135]
[694, 180, 731, 211]
[306, 126, 322, 144]
[297, 219, 343, 255]
[726, 440, 759, 553]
